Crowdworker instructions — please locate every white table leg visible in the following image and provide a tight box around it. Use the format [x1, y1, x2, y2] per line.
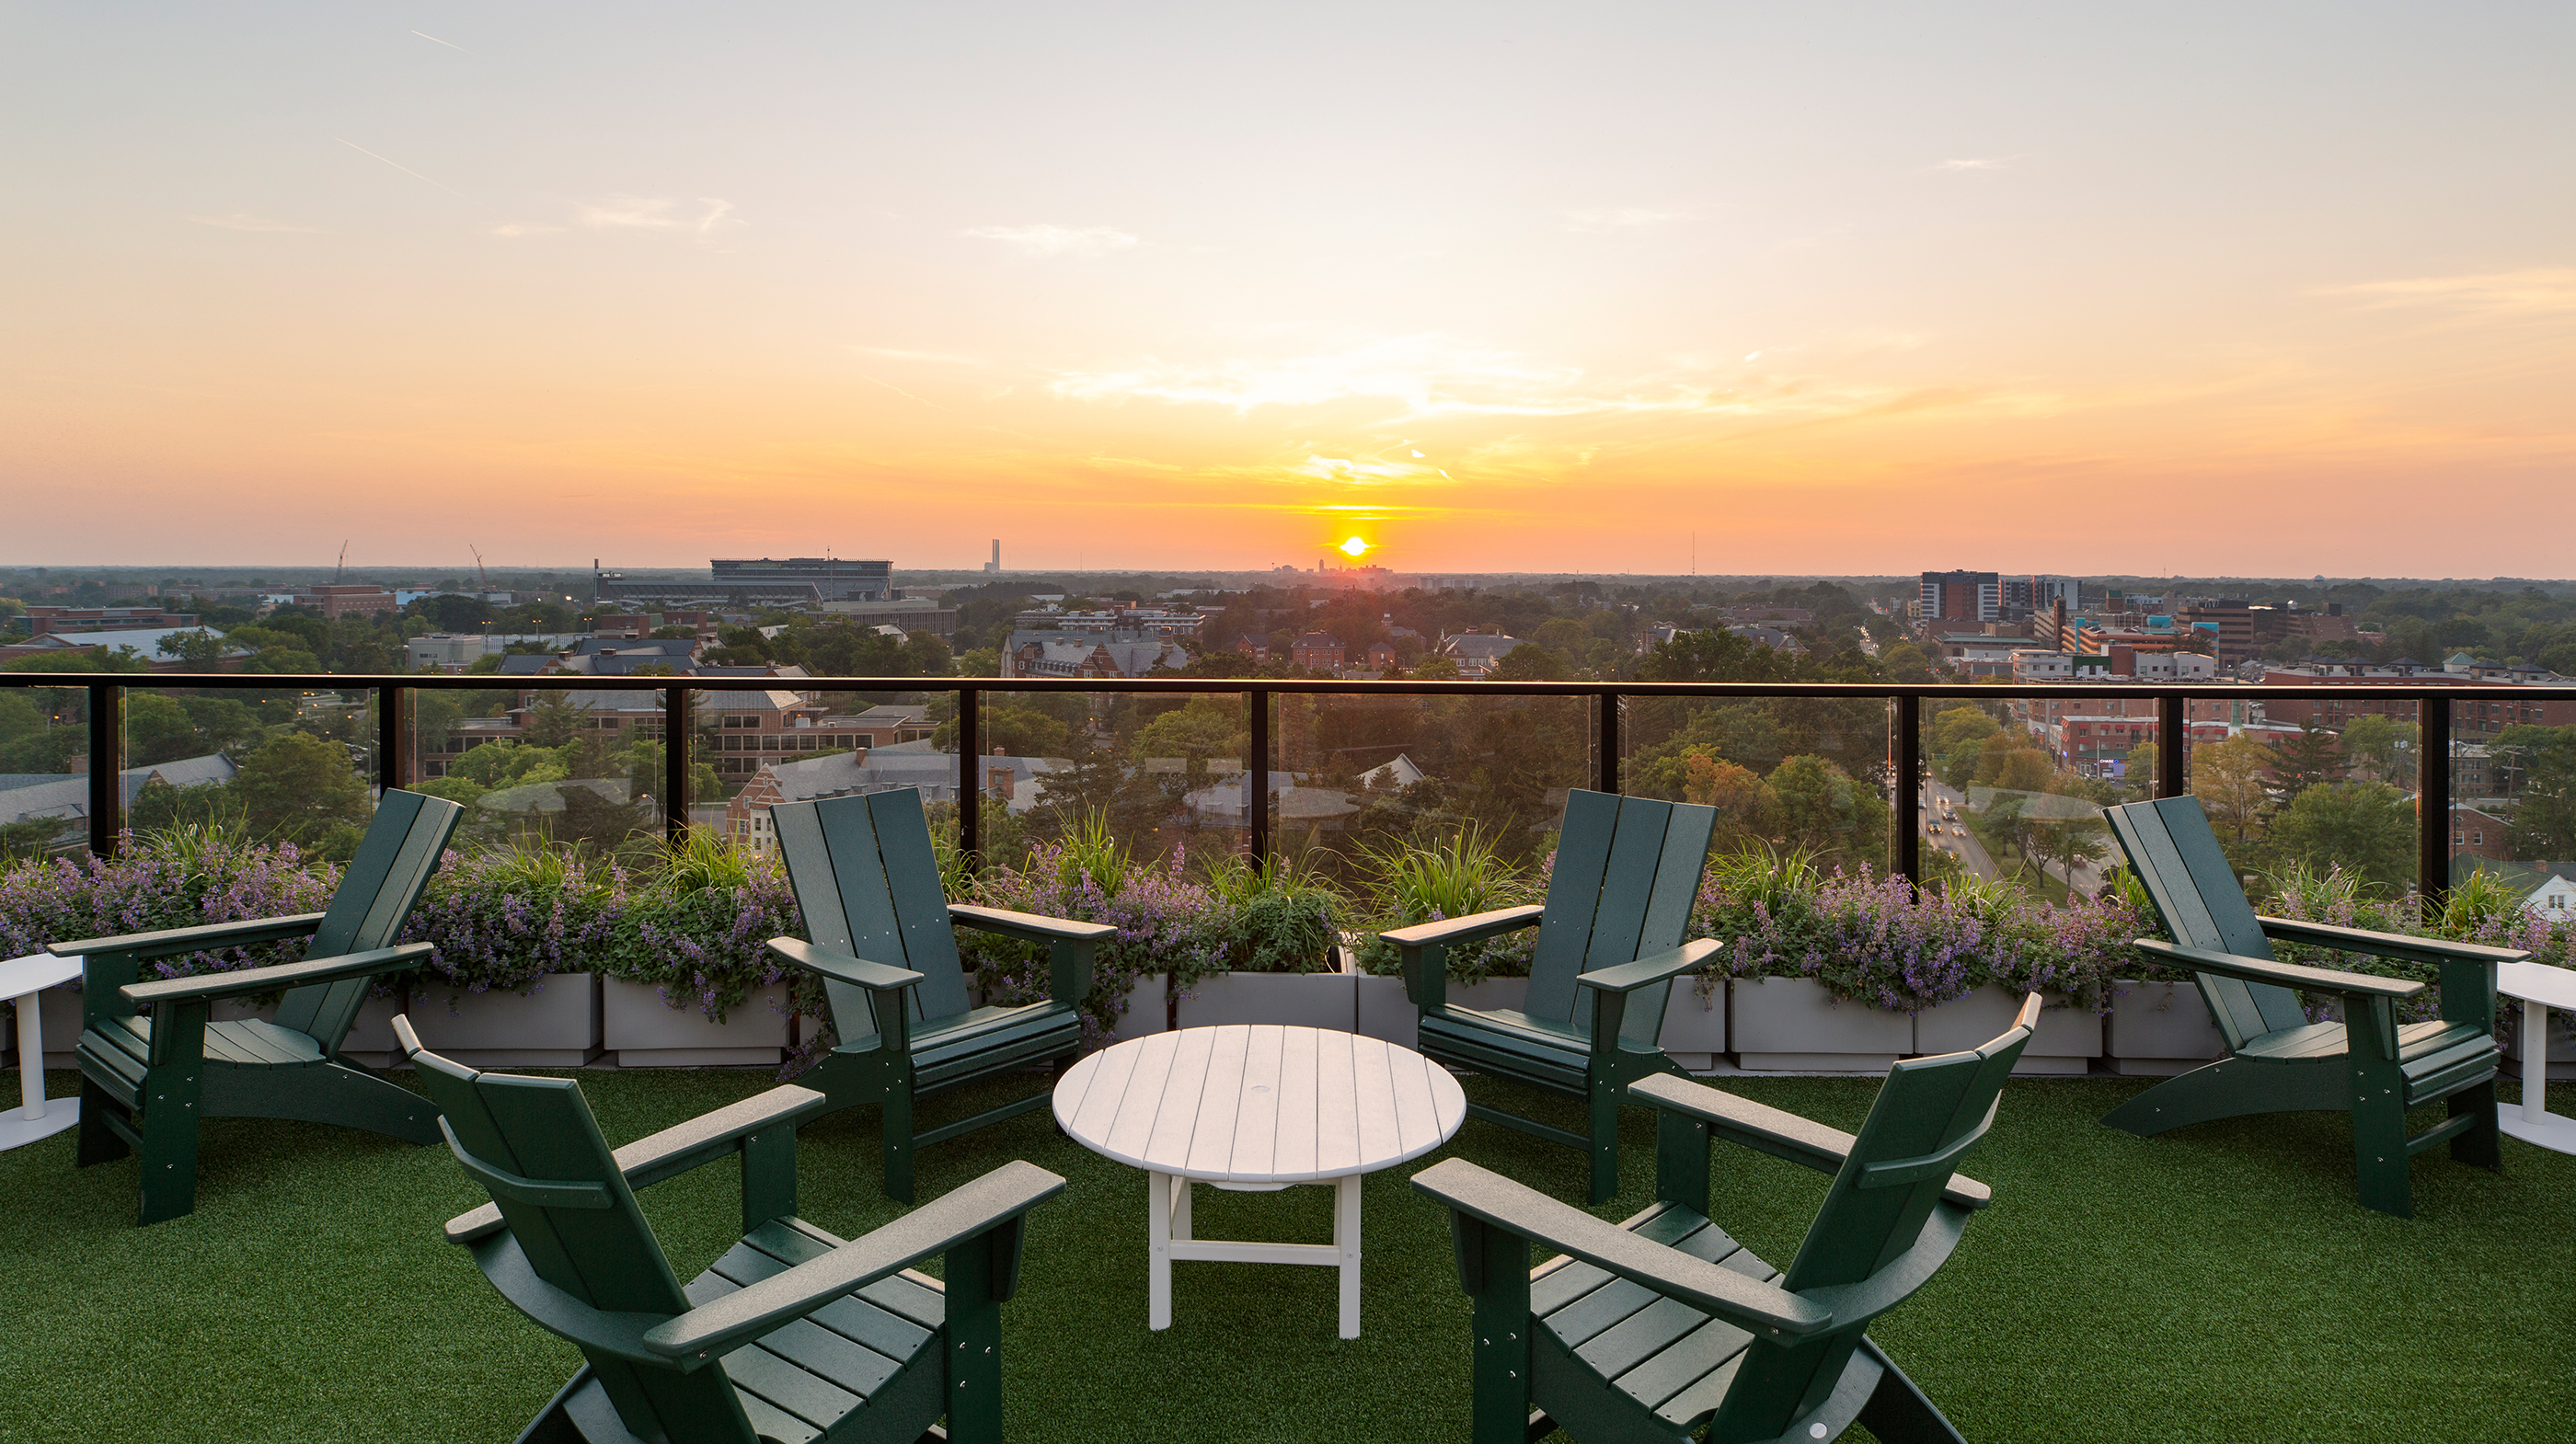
[1172, 1178, 1191, 1242]
[16, 989, 45, 1123]
[2526, 1001, 2550, 1126]
[1147, 1170, 1173, 1331]
[1335, 1174, 1362, 1339]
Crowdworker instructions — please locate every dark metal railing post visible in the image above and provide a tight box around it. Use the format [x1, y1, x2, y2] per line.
[2419, 695, 2452, 907]
[664, 685, 691, 843]
[959, 685, 983, 872]
[1596, 691, 1620, 796]
[377, 684, 408, 795]
[1892, 693, 1921, 888]
[88, 682, 123, 857]
[1248, 685, 1271, 865]
[2157, 693, 2186, 799]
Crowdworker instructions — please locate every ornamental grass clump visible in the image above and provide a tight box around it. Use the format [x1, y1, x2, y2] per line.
[1350, 827, 1541, 982]
[398, 840, 626, 1006]
[1202, 854, 1349, 974]
[619, 836, 799, 1025]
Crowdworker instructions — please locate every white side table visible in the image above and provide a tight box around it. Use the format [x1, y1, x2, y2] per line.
[2499, 959, 2576, 1155]
[1, 953, 83, 1151]
[1053, 1023, 1466, 1339]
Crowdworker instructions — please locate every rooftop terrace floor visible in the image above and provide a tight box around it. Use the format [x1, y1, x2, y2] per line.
[5, 1066, 2570, 1442]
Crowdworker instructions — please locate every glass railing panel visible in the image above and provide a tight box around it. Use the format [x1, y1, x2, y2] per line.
[411, 680, 669, 865]
[2226, 684, 2418, 905]
[117, 682, 377, 861]
[1626, 693, 1892, 878]
[0, 682, 93, 863]
[2453, 692, 2567, 920]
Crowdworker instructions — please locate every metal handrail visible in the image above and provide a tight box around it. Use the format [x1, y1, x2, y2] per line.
[9, 669, 2568, 898]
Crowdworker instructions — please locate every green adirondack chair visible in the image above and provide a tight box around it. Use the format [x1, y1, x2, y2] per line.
[1385, 789, 1722, 1204]
[397, 1018, 1065, 1444]
[1414, 994, 2039, 1444]
[46, 789, 462, 1224]
[765, 787, 1115, 1203]
[2100, 795, 2519, 1218]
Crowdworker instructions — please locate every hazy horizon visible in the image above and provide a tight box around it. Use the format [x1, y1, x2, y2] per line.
[6, 3, 2569, 575]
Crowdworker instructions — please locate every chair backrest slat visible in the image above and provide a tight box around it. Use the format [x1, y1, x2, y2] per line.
[1528, 792, 1720, 1032]
[772, 789, 972, 1026]
[274, 792, 461, 1044]
[406, 1032, 755, 1444]
[1524, 791, 1622, 1023]
[2105, 797, 2303, 1046]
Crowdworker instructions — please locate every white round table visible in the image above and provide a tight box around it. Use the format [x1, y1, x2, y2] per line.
[1052, 1024, 1466, 1339]
[1, 952, 83, 1151]
[2499, 959, 2576, 1155]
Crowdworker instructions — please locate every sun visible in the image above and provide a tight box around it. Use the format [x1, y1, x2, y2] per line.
[1339, 536, 1372, 557]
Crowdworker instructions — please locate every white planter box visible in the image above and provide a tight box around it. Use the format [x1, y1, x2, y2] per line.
[1452, 977, 1530, 1013]
[336, 993, 408, 1069]
[2104, 980, 2227, 1076]
[1659, 980, 1729, 1072]
[1176, 971, 1355, 1031]
[1108, 973, 1168, 1040]
[604, 978, 790, 1067]
[1914, 987, 2102, 1075]
[23, 983, 86, 1070]
[1353, 974, 1415, 1048]
[2503, 1002, 2576, 1082]
[406, 973, 604, 1067]
[1730, 977, 1911, 1072]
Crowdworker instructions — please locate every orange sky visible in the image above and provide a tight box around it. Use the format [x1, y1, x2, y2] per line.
[4, 5, 2570, 576]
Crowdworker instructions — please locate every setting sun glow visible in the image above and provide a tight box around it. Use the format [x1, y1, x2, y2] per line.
[1339, 537, 1372, 558]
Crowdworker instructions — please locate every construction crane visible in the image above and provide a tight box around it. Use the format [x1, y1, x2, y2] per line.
[470, 544, 489, 592]
[334, 541, 348, 583]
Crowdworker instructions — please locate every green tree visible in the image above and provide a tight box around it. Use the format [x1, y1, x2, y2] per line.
[1880, 641, 1933, 683]
[2270, 781, 2414, 894]
[2273, 721, 2344, 801]
[2499, 724, 2576, 859]
[1491, 643, 1565, 682]
[234, 730, 373, 854]
[2339, 713, 2419, 786]
[1409, 655, 1460, 681]
[155, 629, 226, 669]
[1764, 754, 1889, 868]
[2191, 733, 2274, 842]
[522, 690, 581, 747]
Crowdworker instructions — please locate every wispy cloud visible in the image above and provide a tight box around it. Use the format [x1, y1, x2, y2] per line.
[188, 212, 319, 233]
[1560, 206, 1680, 233]
[1045, 332, 2045, 431]
[2317, 269, 2576, 316]
[489, 222, 563, 239]
[1929, 156, 2011, 172]
[577, 197, 742, 235]
[847, 346, 983, 366]
[965, 223, 1139, 257]
[409, 29, 469, 52]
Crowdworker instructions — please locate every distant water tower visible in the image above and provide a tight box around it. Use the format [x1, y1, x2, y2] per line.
[984, 540, 1000, 574]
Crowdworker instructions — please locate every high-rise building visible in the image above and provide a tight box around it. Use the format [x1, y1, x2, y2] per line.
[1918, 570, 2000, 624]
[983, 540, 1000, 575]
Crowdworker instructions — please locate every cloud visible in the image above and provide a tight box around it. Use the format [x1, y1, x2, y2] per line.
[847, 346, 983, 366]
[1044, 332, 2049, 430]
[2317, 269, 2576, 316]
[488, 222, 563, 238]
[578, 197, 742, 235]
[1560, 206, 1679, 233]
[1929, 157, 2011, 172]
[965, 223, 1139, 256]
[187, 213, 318, 233]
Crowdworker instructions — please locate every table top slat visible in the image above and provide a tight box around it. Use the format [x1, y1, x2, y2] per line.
[1185, 1026, 1254, 1176]
[1351, 1037, 1402, 1163]
[1139, 1028, 1218, 1172]
[1385, 1046, 1442, 1155]
[1314, 1031, 1362, 1176]
[1098, 1031, 1184, 1161]
[1274, 1026, 1321, 1179]
[1229, 1025, 1287, 1180]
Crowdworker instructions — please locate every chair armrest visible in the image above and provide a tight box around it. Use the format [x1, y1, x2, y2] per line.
[1379, 905, 1545, 951]
[2257, 917, 2528, 969]
[641, 1160, 1067, 1363]
[1411, 1157, 1831, 1336]
[948, 904, 1116, 945]
[51, 912, 328, 961]
[766, 936, 923, 992]
[1629, 1074, 1991, 1209]
[1577, 939, 1720, 996]
[445, 1085, 832, 1244]
[120, 942, 436, 1008]
[2135, 938, 2426, 1000]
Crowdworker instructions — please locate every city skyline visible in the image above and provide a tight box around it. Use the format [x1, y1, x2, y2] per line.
[4, 3, 2570, 574]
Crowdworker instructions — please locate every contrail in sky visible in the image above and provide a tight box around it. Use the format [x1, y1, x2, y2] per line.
[335, 138, 463, 197]
[410, 30, 469, 52]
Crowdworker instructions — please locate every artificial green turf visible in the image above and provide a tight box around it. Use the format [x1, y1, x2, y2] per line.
[2, 1063, 2571, 1444]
